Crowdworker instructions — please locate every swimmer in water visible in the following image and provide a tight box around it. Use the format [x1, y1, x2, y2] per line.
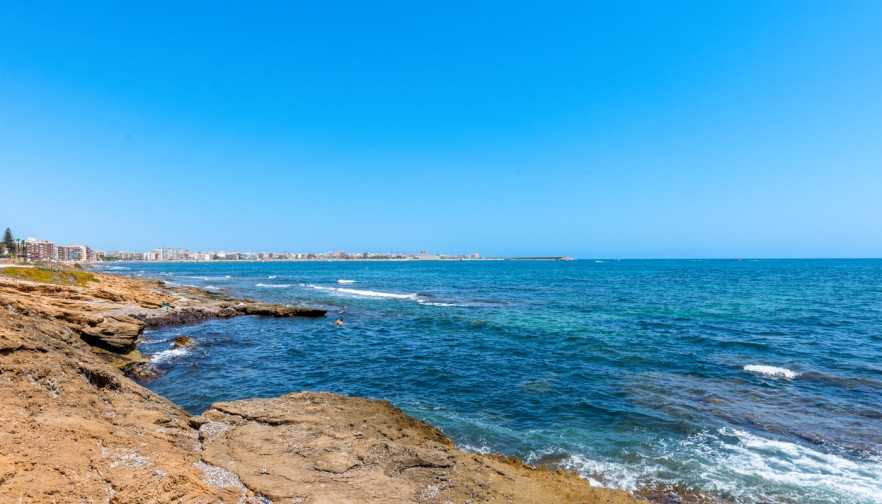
[335, 318, 344, 326]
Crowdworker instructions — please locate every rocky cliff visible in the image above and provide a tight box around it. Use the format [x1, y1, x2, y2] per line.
[0, 267, 638, 504]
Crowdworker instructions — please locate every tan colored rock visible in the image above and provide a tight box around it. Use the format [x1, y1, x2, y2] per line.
[173, 335, 197, 348]
[200, 392, 641, 504]
[0, 307, 241, 503]
[75, 314, 145, 352]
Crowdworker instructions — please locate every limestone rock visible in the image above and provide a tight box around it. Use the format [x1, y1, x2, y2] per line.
[216, 306, 239, 318]
[200, 392, 640, 504]
[173, 335, 196, 348]
[237, 302, 327, 317]
[75, 314, 145, 352]
[0, 302, 242, 502]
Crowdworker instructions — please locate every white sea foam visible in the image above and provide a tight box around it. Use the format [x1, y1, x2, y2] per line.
[744, 364, 800, 379]
[256, 283, 292, 288]
[204, 285, 220, 291]
[417, 300, 461, 307]
[336, 287, 417, 299]
[305, 284, 417, 299]
[555, 453, 649, 492]
[710, 428, 882, 502]
[151, 348, 190, 364]
[268, 275, 277, 279]
[459, 443, 494, 455]
[546, 428, 882, 502]
[303, 283, 464, 306]
[337, 279, 356, 284]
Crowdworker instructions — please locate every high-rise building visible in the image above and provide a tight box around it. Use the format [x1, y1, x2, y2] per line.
[57, 244, 89, 262]
[153, 248, 189, 261]
[24, 238, 54, 262]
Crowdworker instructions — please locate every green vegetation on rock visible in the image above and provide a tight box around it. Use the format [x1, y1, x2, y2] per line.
[1, 267, 98, 287]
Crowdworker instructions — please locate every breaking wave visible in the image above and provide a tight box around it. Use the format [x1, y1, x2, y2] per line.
[538, 428, 882, 503]
[151, 348, 190, 364]
[744, 365, 800, 379]
[305, 284, 417, 299]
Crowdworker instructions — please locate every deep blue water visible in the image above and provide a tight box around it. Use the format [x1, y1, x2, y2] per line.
[98, 260, 882, 503]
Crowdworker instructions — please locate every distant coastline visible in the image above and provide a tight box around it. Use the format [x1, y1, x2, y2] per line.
[94, 256, 576, 264]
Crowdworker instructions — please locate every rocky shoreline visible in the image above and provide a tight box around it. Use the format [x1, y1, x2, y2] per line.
[0, 267, 639, 503]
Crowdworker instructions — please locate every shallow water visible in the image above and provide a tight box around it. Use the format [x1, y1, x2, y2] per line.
[101, 259, 882, 503]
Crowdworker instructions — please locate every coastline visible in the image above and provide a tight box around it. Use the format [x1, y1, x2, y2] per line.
[0, 266, 637, 503]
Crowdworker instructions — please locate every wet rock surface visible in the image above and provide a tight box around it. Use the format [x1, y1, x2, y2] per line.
[130, 306, 218, 327]
[233, 302, 327, 318]
[173, 335, 197, 348]
[125, 299, 328, 327]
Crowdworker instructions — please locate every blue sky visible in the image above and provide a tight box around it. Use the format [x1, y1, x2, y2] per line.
[1, 2, 880, 258]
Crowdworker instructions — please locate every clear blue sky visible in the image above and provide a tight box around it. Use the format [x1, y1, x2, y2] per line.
[2, 2, 880, 258]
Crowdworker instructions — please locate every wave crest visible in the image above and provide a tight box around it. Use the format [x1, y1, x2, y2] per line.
[744, 365, 800, 379]
[151, 348, 190, 364]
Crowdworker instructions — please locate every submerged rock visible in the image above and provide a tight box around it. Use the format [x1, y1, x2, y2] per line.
[173, 335, 196, 348]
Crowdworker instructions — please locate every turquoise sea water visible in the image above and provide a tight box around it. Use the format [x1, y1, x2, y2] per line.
[99, 260, 882, 503]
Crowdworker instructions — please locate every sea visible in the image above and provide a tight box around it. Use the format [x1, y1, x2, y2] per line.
[95, 259, 882, 503]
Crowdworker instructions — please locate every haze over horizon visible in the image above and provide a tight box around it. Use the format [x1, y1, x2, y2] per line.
[2, 2, 880, 259]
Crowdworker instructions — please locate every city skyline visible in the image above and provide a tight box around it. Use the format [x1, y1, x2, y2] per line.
[6, 226, 882, 262]
[1, 229, 488, 262]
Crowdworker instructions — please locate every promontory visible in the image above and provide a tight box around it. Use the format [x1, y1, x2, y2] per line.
[0, 265, 639, 503]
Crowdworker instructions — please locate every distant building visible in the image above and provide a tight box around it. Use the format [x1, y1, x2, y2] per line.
[100, 251, 144, 261]
[56, 244, 89, 262]
[24, 238, 54, 262]
[153, 248, 188, 261]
